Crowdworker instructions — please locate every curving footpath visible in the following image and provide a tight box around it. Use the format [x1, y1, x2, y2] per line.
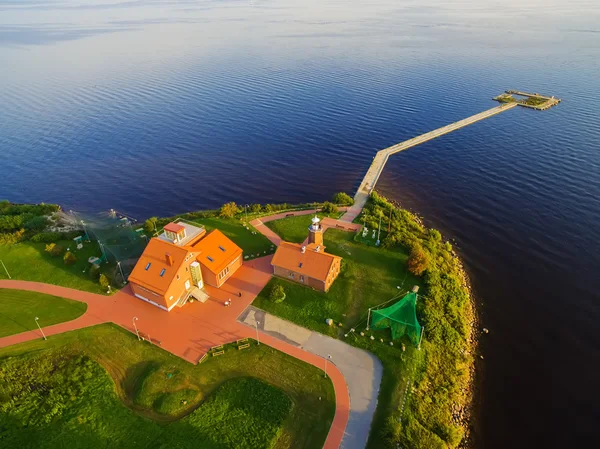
[0, 262, 349, 449]
[0, 207, 373, 449]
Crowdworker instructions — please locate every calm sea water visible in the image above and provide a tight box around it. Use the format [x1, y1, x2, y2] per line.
[1, 0, 599, 447]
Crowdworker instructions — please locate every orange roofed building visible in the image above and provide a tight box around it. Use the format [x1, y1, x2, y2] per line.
[128, 220, 242, 311]
[271, 216, 341, 292]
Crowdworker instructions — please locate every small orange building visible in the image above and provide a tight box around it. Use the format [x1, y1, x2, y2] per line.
[271, 216, 342, 292]
[128, 220, 242, 311]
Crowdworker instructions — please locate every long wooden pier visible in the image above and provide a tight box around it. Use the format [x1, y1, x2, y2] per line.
[341, 102, 518, 222]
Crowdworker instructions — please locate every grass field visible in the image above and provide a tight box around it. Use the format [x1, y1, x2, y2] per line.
[253, 226, 424, 448]
[0, 240, 106, 293]
[264, 213, 341, 245]
[0, 324, 335, 449]
[0, 288, 87, 338]
[187, 217, 275, 259]
[254, 228, 421, 335]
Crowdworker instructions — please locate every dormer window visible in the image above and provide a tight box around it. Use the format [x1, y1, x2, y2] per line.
[145, 263, 151, 271]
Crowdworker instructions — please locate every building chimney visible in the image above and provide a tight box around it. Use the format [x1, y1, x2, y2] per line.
[315, 245, 320, 252]
[166, 253, 174, 266]
[301, 246, 306, 253]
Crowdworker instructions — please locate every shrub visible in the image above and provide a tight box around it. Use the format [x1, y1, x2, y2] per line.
[0, 229, 25, 245]
[45, 243, 63, 257]
[24, 215, 49, 231]
[30, 231, 81, 243]
[320, 201, 338, 215]
[89, 265, 101, 280]
[0, 214, 24, 231]
[143, 217, 158, 235]
[63, 251, 77, 266]
[99, 274, 110, 290]
[407, 245, 429, 276]
[219, 202, 240, 219]
[332, 192, 354, 206]
[269, 284, 286, 303]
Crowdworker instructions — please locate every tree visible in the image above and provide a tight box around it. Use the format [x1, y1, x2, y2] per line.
[143, 217, 158, 235]
[320, 202, 338, 215]
[332, 192, 354, 206]
[263, 204, 274, 213]
[408, 245, 429, 276]
[219, 202, 240, 219]
[99, 274, 110, 290]
[269, 284, 286, 303]
[24, 215, 49, 231]
[63, 251, 77, 266]
[250, 204, 262, 213]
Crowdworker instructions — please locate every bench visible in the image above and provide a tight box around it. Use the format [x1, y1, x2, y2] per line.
[286, 213, 294, 217]
[199, 353, 208, 364]
[237, 344, 250, 350]
[212, 350, 225, 357]
[211, 344, 224, 351]
[236, 338, 248, 344]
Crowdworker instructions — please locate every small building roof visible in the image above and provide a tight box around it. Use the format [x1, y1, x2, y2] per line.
[128, 238, 191, 296]
[271, 241, 341, 281]
[192, 229, 243, 274]
[158, 221, 206, 246]
[164, 222, 185, 234]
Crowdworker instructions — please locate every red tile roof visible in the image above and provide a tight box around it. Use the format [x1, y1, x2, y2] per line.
[271, 242, 340, 281]
[164, 222, 185, 234]
[191, 229, 243, 274]
[128, 238, 190, 295]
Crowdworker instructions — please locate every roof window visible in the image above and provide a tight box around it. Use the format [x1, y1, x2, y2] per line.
[299, 262, 303, 268]
[160, 268, 166, 277]
[145, 263, 151, 271]
[207, 256, 214, 262]
[219, 245, 226, 252]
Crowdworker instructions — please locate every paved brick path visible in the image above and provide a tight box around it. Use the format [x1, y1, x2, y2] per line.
[0, 207, 365, 449]
[0, 254, 348, 449]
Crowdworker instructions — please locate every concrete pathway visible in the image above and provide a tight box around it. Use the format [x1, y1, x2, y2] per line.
[239, 306, 383, 449]
[341, 102, 518, 223]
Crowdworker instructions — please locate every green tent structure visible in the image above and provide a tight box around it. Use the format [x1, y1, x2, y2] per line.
[71, 209, 148, 283]
[369, 291, 422, 346]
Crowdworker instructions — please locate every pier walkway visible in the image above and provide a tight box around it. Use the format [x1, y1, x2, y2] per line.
[340, 102, 518, 222]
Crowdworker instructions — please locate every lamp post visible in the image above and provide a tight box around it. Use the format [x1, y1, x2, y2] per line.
[34, 317, 46, 340]
[255, 320, 260, 345]
[0, 259, 11, 279]
[324, 354, 332, 378]
[133, 317, 140, 340]
[244, 204, 249, 223]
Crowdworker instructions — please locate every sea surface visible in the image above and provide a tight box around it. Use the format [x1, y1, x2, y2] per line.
[1, 1, 599, 447]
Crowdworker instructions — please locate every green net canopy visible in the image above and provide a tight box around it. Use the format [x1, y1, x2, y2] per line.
[72, 210, 148, 279]
[370, 292, 422, 345]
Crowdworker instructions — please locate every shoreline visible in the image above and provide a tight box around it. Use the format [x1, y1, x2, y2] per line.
[373, 191, 479, 448]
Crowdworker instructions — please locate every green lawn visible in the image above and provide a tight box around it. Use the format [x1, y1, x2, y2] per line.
[254, 228, 421, 335]
[0, 240, 107, 294]
[189, 217, 275, 259]
[0, 288, 87, 338]
[264, 213, 341, 245]
[253, 227, 424, 448]
[0, 324, 335, 449]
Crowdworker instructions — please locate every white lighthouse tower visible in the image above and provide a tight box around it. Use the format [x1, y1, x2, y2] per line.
[308, 215, 324, 247]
